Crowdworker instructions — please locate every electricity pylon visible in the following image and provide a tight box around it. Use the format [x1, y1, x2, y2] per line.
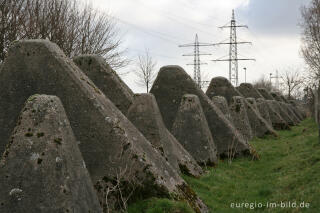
[270, 70, 280, 90]
[179, 34, 212, 88]
[212, 10, 255, 86]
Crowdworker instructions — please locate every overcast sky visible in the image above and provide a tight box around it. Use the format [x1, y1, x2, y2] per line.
[86, 0, 311, 92]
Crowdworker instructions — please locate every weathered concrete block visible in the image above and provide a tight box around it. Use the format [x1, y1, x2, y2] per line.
[172, 94, 218, 166]
[261, 99, 290, 130]
[73, 55, 134, 115]
[270, 92, 300, 124]
[206, 77, 243, 104]
[245, 98, 277, 138]
[256, 89, 292, 129]
[237, 83, 264, 99]
[289, 100, 306, 119]
[279, 102, 300, 124]
[280, 95, 289, 103]
[257, 88, 275, 100]
[211, 96, 233, 123]
[250, 98, 272, 126]
[0, 40, 208, 213]
[127, 93, 203, 176]
[229, 96, 253, 141]
[282, 99, 304, 121]
[205, 79, 275, 137]
[287, 103, 303, 121]
[294, 105, 305, 120]
[270, 100, 295, 126]
[0, 95, 102, 213]
[273, 93, 302, 122]
[150, 66, 250, 157]
[270, 92, 284, 102]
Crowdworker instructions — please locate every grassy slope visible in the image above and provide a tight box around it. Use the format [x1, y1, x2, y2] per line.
[128, 198, 194, 213]
[128, 119, 320, 213]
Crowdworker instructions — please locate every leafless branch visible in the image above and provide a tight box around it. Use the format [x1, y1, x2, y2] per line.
[134, 49, 157, 93]
[280, 68, 304, 99]
[253, 75, 277, 92]
[0, 0, 129, 69]
[300, 0, 320, 84]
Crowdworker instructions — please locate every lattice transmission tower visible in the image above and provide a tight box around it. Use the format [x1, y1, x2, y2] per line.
[212, 10, 255, 86]
[270, 70, 280, 91]
[179, 34, 212, 88]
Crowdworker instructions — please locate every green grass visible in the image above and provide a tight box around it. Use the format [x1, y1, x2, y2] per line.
[128, 198, 194, 213]
[128, 118, 320, 213]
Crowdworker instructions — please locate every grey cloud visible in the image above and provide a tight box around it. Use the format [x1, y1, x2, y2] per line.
[238, 0, 311, 35]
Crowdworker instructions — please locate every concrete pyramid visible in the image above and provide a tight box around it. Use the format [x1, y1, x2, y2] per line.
[270, 92, 283, 102]
[0, 40, 208, 213]
[244, 98, 277, 138]
[229, 96, 253, 141]
[206, 76, 243, 104]
[284, 103, 301, 123]
[257, 88, 275, 100]
[257, 89, 301, 124]
[289, 100, 306, 119]
[260, 99, 290, 130]
[280, 95, 289, 103]
[205, 79, 276, 138]
[211, 96, 234, 122]
[237, 83, 264, 99]
[248, 98, 272, 126]
[294, 105, 304, 120]
[127, 93, 203, 176]
[258, 88, 293, 127]
[150, 66, 250, 157]
[0, 95, 102, 213]
[171, 94, 218, 166]
[280, 96, 304, 121]
[270, 100, 295, 126]
[270, 92, 301, 123]
[73, 55, 134, 115]
[277, 102, 300, 124]
[287, 103, 303, 121]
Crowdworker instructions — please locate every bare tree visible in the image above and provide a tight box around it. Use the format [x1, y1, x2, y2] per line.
[0, 0, 128, 69]
[280, 69, 304, 99]
[0, 0, 27, 61]
[135, 49, 157, 93]
[301, 0, 320, 83]
[300, 1, 320, 119]
[253, 75, 275, 92]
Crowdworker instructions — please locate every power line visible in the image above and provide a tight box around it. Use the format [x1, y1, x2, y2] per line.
[107, 14, 184, 45]
[179, 34, 212, 88]
[244, 29, 278, 75]
[127, 48, 182, 60]
[211, 9, 255, 86]
[135, 0, 218, 38]
[92, 3, 192, 45]
[175, 0, 227, 26]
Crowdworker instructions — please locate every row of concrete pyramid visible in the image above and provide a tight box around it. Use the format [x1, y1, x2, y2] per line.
[0, 40, 305, 213]
[207, 77, 305, 140]
[150, 66, 305, 160]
